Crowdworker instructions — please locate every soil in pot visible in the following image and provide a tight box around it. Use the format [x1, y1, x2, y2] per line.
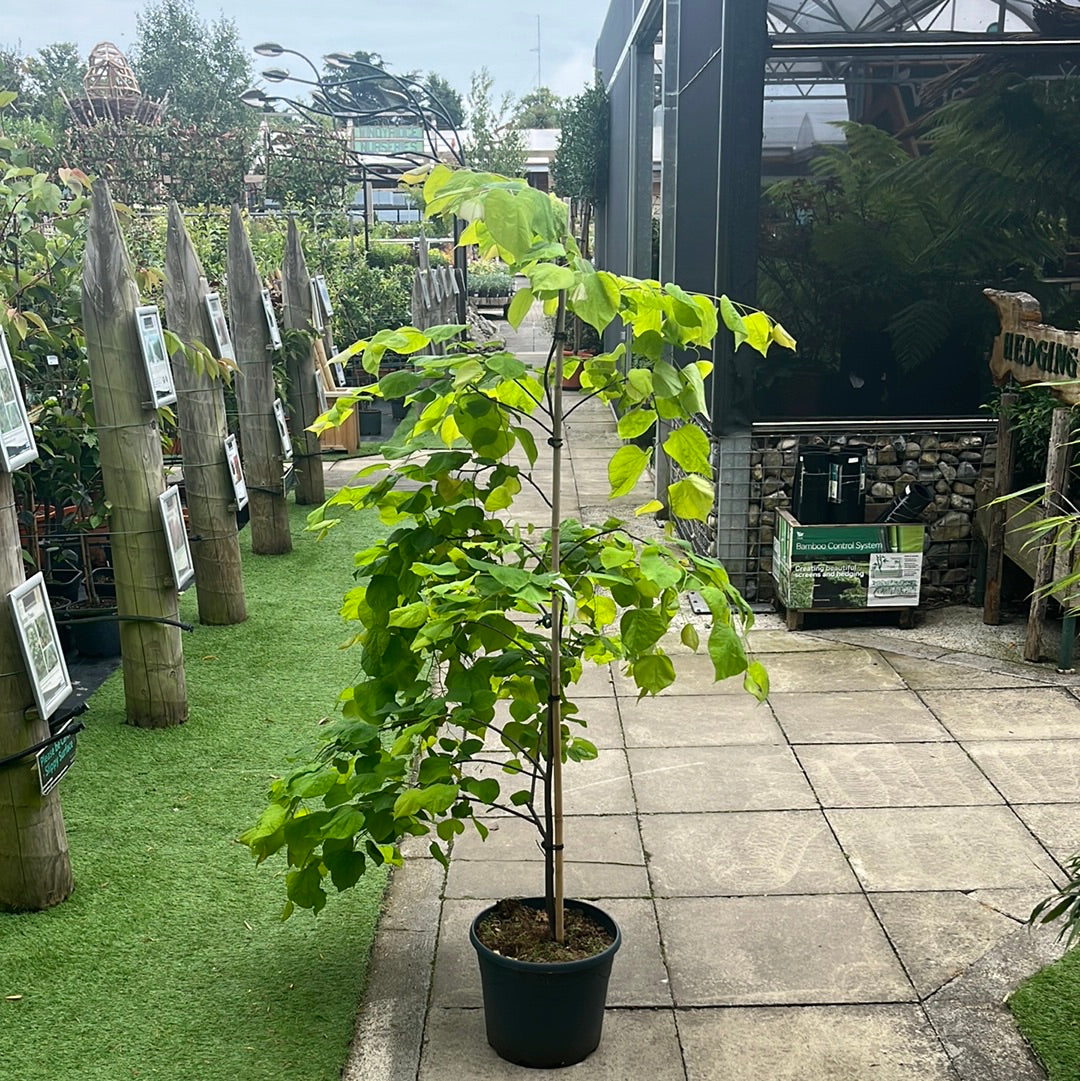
[475, 897, 614, 962]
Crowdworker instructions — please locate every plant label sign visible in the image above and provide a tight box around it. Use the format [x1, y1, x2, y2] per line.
[37, 723, 77, 796]
[985, 289, 1080, 405]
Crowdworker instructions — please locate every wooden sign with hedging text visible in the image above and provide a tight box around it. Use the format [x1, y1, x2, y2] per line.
[985, 288, 1080, 405]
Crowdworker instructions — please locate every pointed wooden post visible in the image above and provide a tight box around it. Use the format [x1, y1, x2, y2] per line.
[281, 218, 325, 506]
[0, 473, 73, 910]
[82, 181, 188, 728]
[164, 204, 247, 625]
[227, 205, 292, 555]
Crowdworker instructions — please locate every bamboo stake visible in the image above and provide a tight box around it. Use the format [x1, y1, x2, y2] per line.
[546, 292, 567, 944]
[82, 181, 188, 728]
[164, 203, 247, 626]
[281, 219, 325, 506]
[227, 205, 291, 555]
[0, 473, 73, 910]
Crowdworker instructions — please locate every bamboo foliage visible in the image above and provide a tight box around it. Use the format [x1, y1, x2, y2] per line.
[164, 203, 246, 625]
[227, 205, 291, 555]
[281, 218, 325, 506]
[81, 181, 188, 728]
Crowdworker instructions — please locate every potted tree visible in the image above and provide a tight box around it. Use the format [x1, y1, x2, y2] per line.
[241, 166, 794, 1067]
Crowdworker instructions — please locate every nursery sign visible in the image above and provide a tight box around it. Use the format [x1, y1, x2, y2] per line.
[985, 289, 1080, 404]
[352, 125, 425, 155]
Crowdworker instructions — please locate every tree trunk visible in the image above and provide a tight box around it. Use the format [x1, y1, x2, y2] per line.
[164, 203, 247, 625]
[227, 205, 292, 555]
[0, 472, 73, 911]
[281, 218, 325, 506]
[81, 181, 188, 728]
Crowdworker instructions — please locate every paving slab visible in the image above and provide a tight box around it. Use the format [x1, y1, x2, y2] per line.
[431, 898, 670, 1009]
[447, 814, 648, 899]
[881, 651, 1049, 690]
[640, 810, 859, 896]
[770, 690, 953, 744]
[827, 806, 1061, 891]
[965, 739, 1080, 803]
[1013, 802, 1080, 862]
[445, 858, 649, 899]
[419, 1007, 687, 1081]
[796, 742, 1003, 808]
[746, 629, 854, 653]
[679, 1005, 955, 1081]
[619, 694, 783, 747]
[628, 745, 817, 813]
[759, 648, 908, 693]
[923, 923, 1064, 1081]
[341, 929, 435, 1081]
[612, 653, 750, 696]
[868, 891, 1023, 998]
[658, 894, 914, 1005]
[918, 687, 1080, 740]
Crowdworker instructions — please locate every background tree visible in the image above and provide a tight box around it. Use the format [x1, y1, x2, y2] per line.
[552, 78, 608, 258]
[0, 47, 25, 100]
[465, 68, 525, 176]
[423, 72, 464, 130]
[22, 43, 86, 128]
[513, 87, 563, 129]
[132, 0, 254, 132]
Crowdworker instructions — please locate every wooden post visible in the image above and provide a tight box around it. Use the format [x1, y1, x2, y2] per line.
[82, 181, 188, 728]
[983, 392, 1017, 625]
[0, 473, 73, 911]
[227, 205, 292, 555]
[1024, 407, 1073, 661]
[164, 203, 247, 625]
[281, 218, 325, 506]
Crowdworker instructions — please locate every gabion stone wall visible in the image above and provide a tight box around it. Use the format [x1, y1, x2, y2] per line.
[747, 423, 997, 605]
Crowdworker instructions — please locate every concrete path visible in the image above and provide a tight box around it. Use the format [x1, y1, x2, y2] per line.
[335, 331, 1078, 1080]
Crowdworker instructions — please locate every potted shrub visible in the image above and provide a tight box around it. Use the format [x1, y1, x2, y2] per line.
[241, 166, 794, 1067]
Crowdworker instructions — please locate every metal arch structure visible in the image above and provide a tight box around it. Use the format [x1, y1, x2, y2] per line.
[594, 0, 1080, 585]
[241, 45, 468, 322]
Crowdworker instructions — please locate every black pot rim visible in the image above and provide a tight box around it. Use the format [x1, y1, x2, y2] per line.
[469, 897, 622, 975]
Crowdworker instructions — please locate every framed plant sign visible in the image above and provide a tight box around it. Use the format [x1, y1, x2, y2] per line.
[134, 305, 178, 407]
[224, 434, 248, 510]
[204, 292, 235, 361]
[273, 398, 293, 460]
[316, 377, 328, 417]
[313, 274, 333, 319]
[309, 280, 325, 333]
[260, 288, 282, 350]
[158, 485, 194, 592]
[0, 327, 38, 472]
[330, 361, 346, 388]
[9, 572, 73, 720]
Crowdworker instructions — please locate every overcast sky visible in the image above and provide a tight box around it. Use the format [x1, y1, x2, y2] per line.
[3, 1, 613, 103]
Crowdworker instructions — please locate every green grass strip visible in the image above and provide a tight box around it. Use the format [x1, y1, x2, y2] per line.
[1011, 946, 1080, 1081]
[0, 503, 386, 1081]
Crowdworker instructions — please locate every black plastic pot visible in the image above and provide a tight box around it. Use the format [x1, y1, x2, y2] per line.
[469, 898, 621, 1068]
[357, 409, 382, 437]
[66, 607, 121, 658]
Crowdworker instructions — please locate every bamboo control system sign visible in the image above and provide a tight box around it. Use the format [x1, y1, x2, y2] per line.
[773, 511, 924, 611]
[985, 289, 1080, 404]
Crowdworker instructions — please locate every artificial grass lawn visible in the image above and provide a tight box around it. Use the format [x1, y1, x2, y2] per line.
[1011, 946, 1080, 1081]
[0, 502, 387, 1081]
